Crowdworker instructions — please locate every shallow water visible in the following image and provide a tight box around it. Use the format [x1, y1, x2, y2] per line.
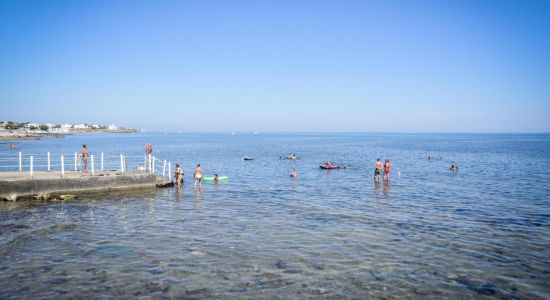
[1, 133, 549, 299]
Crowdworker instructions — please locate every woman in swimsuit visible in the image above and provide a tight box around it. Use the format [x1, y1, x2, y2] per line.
[383, 159, 392, 180]
[194, 164, 203, 188]
[80, 144, 88, 171]
[174, 164, 183, 186]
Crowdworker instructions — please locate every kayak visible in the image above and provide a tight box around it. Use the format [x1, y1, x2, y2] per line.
[320, 165, 340, 169]
[202, 176, 229, 182]
[243, 157, 254, 160]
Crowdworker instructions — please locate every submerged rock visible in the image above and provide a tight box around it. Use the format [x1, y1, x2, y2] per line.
[456, 275, 497, 295]
[275, 261, 287, 269]
[145, 280, 170, 292]
[59, 194, 77, 200]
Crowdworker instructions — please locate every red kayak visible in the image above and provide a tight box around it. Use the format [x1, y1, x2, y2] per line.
[320, 165, 340, 169]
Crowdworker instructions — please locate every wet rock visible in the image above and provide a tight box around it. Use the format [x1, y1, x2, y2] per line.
[275, 261, 287, 269]
[145, 280, 170, 292]
[34, 193, 51, 200]
[229, 287, 247, 292]
[59, 194, 77, 200]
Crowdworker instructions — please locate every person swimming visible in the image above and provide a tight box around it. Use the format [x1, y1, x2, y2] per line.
[450, 165, 459, 172]
[290, 169, 297, 178]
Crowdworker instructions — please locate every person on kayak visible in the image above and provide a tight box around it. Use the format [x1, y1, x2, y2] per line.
[213, 174, 219, 183]
[374, 159, 383, 182]
[194, 164, 204, 188]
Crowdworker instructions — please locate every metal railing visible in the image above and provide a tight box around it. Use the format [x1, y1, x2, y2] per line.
[0, 152, 172, 181]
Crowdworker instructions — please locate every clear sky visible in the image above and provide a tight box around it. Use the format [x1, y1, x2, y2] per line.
[0, 0, 549, 132]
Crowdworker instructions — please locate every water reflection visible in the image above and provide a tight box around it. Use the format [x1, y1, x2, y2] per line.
[194, 189, 202, 209]
[383, 180, 391, 197]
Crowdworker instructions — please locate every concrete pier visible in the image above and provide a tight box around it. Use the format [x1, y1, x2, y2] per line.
[0, 170, 171, 200]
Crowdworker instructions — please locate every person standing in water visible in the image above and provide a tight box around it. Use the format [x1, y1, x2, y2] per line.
[80, 144, 88, 171]
[194, 164, 204, 188]
[374, 159, 383, 182]
[174, 164, 183, 186]
[383, 159, 392, 180]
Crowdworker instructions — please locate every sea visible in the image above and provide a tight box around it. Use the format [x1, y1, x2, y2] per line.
[0, 132, 549, 299]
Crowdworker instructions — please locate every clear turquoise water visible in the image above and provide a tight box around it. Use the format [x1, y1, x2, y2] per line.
[0, 133, 549, 299]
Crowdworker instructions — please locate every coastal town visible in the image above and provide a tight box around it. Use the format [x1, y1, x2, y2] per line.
[0, 121, 139, 140]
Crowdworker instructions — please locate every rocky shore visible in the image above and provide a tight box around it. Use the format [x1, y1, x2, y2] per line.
[0, 131, 68, 140]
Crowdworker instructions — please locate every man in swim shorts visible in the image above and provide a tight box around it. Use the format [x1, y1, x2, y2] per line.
[194, 164, 203, 188]
[374, 159, 383, 182]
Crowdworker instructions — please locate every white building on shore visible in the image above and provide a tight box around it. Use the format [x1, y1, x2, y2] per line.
[107, 124, 118, 130]
[60, 124, 72, 132]
[72, 124, 88, 129]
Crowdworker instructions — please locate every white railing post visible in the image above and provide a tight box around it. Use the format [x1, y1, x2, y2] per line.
[168, 162, 171, 182]
[152, 156, 155, 174]
[162, 160, 166, 177]
[30, 156, 33, 179]
[91, 155, 95, 176]
[61, 155, 65, 178]
[74, 152, 78, 171]
[148, 154, 152, 173]
[120, 154, 124, 174]
[101, 152, 104, 171]
[124, 155, 127, 171]
[19, 152, 22, 172]
[47, 152, 51, 171]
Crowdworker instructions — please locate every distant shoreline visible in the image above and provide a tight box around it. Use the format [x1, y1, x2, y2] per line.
[0, 129, 139, 141]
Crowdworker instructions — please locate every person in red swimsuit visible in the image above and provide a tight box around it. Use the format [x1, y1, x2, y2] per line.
[383, 159, 392, 181]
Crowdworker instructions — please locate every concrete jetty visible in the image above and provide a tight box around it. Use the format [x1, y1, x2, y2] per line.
[0, 170, 172, 201]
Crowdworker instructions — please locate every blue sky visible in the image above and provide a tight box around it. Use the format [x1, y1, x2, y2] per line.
[0, 0, 549, 132]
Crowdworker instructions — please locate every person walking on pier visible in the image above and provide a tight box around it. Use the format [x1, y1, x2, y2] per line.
[80, 144, 88, 171]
